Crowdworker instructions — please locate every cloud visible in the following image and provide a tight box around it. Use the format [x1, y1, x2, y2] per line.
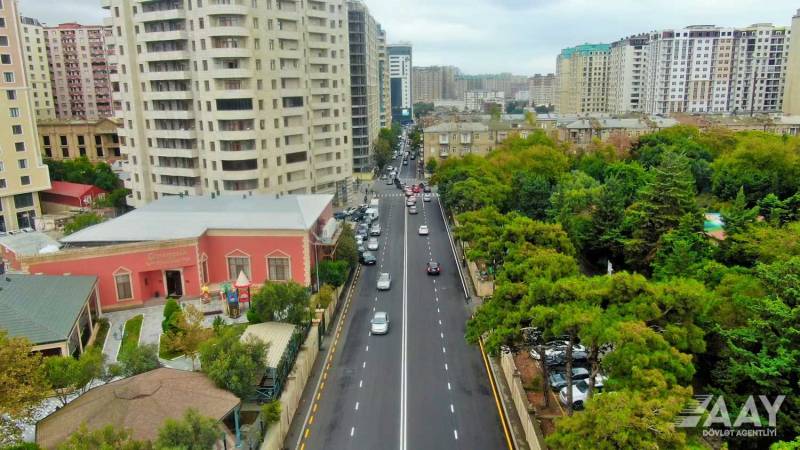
[16, 0, 799, 75]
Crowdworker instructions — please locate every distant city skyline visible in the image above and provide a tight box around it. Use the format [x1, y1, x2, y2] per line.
[17, 0, 799, 74]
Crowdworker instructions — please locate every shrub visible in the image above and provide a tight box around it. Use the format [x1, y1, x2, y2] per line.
[260, 400, 282, 425]
[161, 298, 180, 333]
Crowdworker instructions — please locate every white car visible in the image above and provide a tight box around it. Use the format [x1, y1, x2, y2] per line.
[370, 223, 381, 236]
[367, 237, 379, 251]
[370, 311, 389, 335]
[423, 193, 432, 202]
[377, 272, 391, 290]
[355, 235, 364, 246]
[406, 198, 416, 207]
[559, 376, 606, 410]
[418, 225, 429, 235]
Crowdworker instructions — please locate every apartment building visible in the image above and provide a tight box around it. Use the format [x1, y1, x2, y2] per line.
[0, 0, 52, 231]
[784, 10, 800, 115]
[347, 0, 381, 173]
[423, 119, 538, 163]
[19, 17, 55, 120]
[388, 42, 412, 123]
[465, 90, 504, 111]
[377, 25, 390, 127]
[528, 73, 555, 107]
[103, 0, 354, 208]
[607, 35, 647, 114]
[555, 43, 611, 114]
[45, 23, 113, 119]
[412, 65, 458, 103]
[38, 118, 122, 162]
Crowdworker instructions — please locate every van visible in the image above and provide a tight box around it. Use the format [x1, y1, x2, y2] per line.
[364, 207, 379, 222]
[369, 198, 380, 209]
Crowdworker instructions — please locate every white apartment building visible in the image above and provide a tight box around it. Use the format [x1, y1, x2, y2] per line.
[103, 0, 353, 208]
[388, 42, 412, 123]
[465, 90, 504, 112]
[347, 0, 381, 173]
[785, 9, 800, 115]
[377, 25, 390, 127]
[20, 17, 56, 120]
[608, 35, 647, 114]
[528, 73, 555, 107]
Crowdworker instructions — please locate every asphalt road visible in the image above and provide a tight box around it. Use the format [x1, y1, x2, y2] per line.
[299, 143, 506, 450]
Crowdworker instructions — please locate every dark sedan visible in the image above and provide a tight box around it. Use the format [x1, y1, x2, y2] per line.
[426, 261, 441, 275]
[359, 251, 377, 265]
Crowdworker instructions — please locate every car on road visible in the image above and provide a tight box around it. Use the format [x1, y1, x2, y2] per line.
[406, 198, 416, 207]
[409, 206, 418, 214]
[559, 377, 606, 410]
[403, 159, 408, 165]
[357, 242, 366, 254]
[367, 237, 379, 251]
[412, 185, 421, 194]
[404, 188, 413, 197]
[380, 173, 387, 180]
[418, 225, 429, 235]
[377, 272, 391, 290]
[423, 193, 432, 202]
[359, 251, 377, 265]
[548, 368, 590, 391]
[386, 177, 394, 185]
[423, 185, 432, 193]
[333, 211, 347, 220]
[426, 261, 441, 275]
[370, 311, 390, 335]
[370, 223, 381, 236]
[356, 224, 369, 238]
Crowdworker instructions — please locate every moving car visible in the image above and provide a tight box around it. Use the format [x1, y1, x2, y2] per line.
[423, 185, 432, 193]
[377, 272, 391, 290]
[359, 251, 377, 265]
[405, 188, 413, 197]
[559, 377, 606, 410]
[409, 206, 418, 214]
[406, 198, 416, 207]
[423, 193, 432, 202]
[548, 368, 590, 391]
[403, 159, 409, 165]
[367, 237, 379, 251]
[370, 223, 381, 236]
[370, 311, 390, 335]
[418, 225, 429, 235]
[412, 185, 421, 194]
[426, 261, 441, 275]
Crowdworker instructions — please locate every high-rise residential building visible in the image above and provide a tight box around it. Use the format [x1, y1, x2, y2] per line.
[377, 25, 391, 127]
[555, 43, 611, 114]
[785, 10, 800, 115]
[528, 73, 555, 107]
[103, 0, 353, 208]
[45, 23, 113, 120]
[0, 0, 51, 231]
[412, 65, 458, 103]
[347, 0, 381, 173]
[19, 17, 56, 120]
[607, 35, 647, 114]
[388, 42, 412, 123]
[465, 90, 504, 111]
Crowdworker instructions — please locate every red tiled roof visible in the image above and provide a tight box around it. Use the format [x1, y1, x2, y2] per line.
[44, 181, 106, 199]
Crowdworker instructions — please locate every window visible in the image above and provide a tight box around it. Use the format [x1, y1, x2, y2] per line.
[5, 89, 14, 100]
[13, 193, 32, 208]
[3, 72, 13, 83]
[200, 256, 209, 284]
[0, 54, 9, 64]
[20, 175, 30, 185]
[227, 255, 250, 279]
[8, 107, 17, 117]
[267, 256, 291, 281]
[114, 272, 133, 300]
[11, 125, 21, 134]
[0, 179, 6, 189]
[0, 36, 7, 46]
[17, 159, 26, 169]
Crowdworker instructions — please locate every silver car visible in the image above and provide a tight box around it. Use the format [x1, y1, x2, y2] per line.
[370, 311, 389, 335]
[370, 223, 381, 236]
[377, 272, 391, 290]
[367, 237, 379, 251]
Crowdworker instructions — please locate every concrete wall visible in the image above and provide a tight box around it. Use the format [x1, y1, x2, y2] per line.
[500, 352, 546, 450]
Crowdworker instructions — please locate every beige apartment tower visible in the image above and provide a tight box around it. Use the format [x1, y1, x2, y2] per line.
[555, 44, 611, 114]
[20, 17, 56, 120]
[784, 10, 800, 116]
[0, 0, 52, 231]
[347, 0, 381, 173]
[103, 0, 354, 207]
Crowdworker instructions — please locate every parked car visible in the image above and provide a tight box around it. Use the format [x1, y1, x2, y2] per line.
[423, 185, 432, 193]
[530, 341, 587, 360]
[548, 368, 590, 391]
[409, 206, 418, 214]
[356, 224, 369, 238]
[418, 225, 429, 235]
[543, 348, 589, 367]
[423, 193, 432, 202]
[377, 272, 391, 290]
[333, 211, 347, 220]
[426, 261, 441, 275]
[357, 243, 366, 254]
[359, 251, 377, 265]
[367, 237, 379, 251]
[559, 377, 606, 410]
[370, 311, 390, 335]
[370, 223, 381, 236]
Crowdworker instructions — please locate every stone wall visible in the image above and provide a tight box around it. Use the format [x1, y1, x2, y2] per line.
[500, 352, 546, 450]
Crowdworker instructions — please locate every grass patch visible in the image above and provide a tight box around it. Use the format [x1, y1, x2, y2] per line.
[158, 333, 183, 360]
[118, 315, 143, 361]
[90, 317, 110, 351]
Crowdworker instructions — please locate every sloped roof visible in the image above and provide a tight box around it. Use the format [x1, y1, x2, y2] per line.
[241, 322, 297, 368]
[0, 274, 96, 345]
[61, 194, 332, 244]
[36, 368, 240, 449]
[44, 181, 106, 199]
[424, 122, 488, 133]
[0, 231, 61, 256]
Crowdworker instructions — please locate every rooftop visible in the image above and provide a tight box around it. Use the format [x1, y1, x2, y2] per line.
[0, 231, 61, 257]
[0, 274, 97, 345]
[44, 181, 106, 199]
[61, 194, 333, 244]
[241, 322, 298, 368]
[36, 368, 240, 449]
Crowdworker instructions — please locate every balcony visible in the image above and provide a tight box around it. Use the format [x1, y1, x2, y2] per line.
[142, 70, 191, 81]
[138, 8, 186, 23]
[146, 109, 194, 120]
[157, 183, 203, 196]
[150, 146, 199, 158]
[211, 67, 252, 79]
[219, 149, 258, 160]
[138, 29, 189, 43]
[205, 25, 251, 38]
[206, 46, 251, 59]
[145, 90, 193, 100]
[141, 50, 190, 62]
[148, 128, 196, 139]
[206, 1, 249, 16]
[221, 169, 260, 181]
[152, 165, 200, 178]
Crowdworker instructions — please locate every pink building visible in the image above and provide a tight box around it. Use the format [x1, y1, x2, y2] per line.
[19, 194, 338, 311]
[45, 23, 113, 119]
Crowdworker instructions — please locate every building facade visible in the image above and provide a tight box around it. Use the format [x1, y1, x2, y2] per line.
[0, 0, 52, 232]
[38, 118, 122, 162]
[784, 10, 800, 115]
[388, 42, 412, 123]
[377, 25, 391, 127]
[45, 23, 113, 119]
[555, 43, 611, 114]
[347, 0, 381, 173]
[102, 0, 354, 208]
[412, 65, 458, 103]
[20, 17, 56, 120]
[528, 73, 555, 107]
[607, 35, 647, 114]
[465, 90, 504, 111]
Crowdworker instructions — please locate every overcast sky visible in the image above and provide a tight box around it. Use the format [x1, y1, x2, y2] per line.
[17, 0, 799, 75]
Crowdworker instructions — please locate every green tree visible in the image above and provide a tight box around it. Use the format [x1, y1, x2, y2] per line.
[623, 153, 700, 273]
[247, 281, 311, 325]
[63, 212, 105, 235]
[43, 347, 105, 406]
[57, 424, 152, 450]
[113, 343, 160, 377]
[512, 171, 551, 220]
[155, 409, 220, 450]
[316, 259, 349, 287]
[424, 157, 438, 175]
[548, 171, 602, 253]
[260, 400, 282, 425]
[161, 298, 181, 333]
[0, 331, 49, 443]
[372, 136, 393, 172]
[335, 224, 358, 269]
[199, 327, 267, 399]
[652, 214, 713, 280]
[167, 305, 213, 370]
[412, 102, 434, 119]
[315, 284, 335, 309]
